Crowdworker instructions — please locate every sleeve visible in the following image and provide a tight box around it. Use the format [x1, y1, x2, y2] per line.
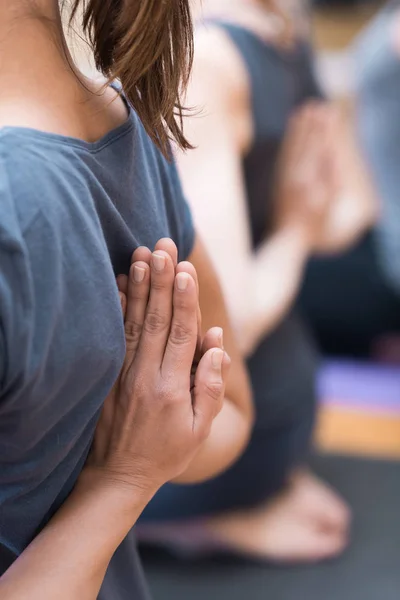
[0, 239, 14, 395]
[0, 188, 30, 402]
[0, 320, 5, 392]
[0, 232, 18, 397]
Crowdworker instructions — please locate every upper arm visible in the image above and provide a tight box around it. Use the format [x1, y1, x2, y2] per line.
[0, 322, 5, 394]
[176, 113, 252, 279]
[0, 188, 28, 403]
[176, 30, 256, 319]
[0, 242, 22, 403]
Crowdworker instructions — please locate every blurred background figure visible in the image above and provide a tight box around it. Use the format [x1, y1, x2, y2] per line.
[300, 0, 400, 361]
[356, 1, 400, 298]
[135, 0, 384, 563]
[62, 1, 400, 597]
[136, 2, 400, 598]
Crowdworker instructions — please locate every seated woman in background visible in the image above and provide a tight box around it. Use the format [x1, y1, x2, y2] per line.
[138, 0, 376, 562]
[301, 0, 400, 360]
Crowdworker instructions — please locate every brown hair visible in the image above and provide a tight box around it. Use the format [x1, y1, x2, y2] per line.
[69, 0, 194, 156]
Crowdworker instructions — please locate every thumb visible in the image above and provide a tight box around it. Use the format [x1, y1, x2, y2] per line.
[193, 347, 231, 439]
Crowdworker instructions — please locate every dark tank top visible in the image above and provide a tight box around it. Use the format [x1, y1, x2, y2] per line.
[212, 22, 322, 424]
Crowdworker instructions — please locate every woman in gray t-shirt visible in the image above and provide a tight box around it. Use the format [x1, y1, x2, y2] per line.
[0, 1, 253, 599]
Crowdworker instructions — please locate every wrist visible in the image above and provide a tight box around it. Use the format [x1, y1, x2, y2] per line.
[275, 221, 313, 256]
[76, 465, 159, 517]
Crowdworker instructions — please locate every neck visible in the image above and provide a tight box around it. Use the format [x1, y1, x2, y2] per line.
[0, 0, 59, 18]
[0, 0, 110, 136]
[0, 1, 79, 87]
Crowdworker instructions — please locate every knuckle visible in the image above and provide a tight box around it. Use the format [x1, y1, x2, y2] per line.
[151, 278, 171, 292]
[169, 321, 194, 346]
[174, 289, 196, 310]
[158, 383, 183, 407]
[130, 285, 148, 301]
[124, 319, 142, 343]
[158, 383, 173, 404]
[144, 309, 169, 335]
[204, 380, 224, 401]
[121, 371, 147, 408]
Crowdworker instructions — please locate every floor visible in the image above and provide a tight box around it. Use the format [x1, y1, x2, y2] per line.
[142, 454, 400, 600]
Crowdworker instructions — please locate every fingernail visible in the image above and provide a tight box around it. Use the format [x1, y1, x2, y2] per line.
[212, 349, 224, 369]
[118, 292, 125, 308]
[176, 272, 189, 291]
[216, 327, 224, 348]
[152, 253, 166, 272]
[133, 265, 145, 283]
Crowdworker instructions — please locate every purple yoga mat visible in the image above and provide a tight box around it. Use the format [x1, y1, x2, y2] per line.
[318, 360, 400, 413]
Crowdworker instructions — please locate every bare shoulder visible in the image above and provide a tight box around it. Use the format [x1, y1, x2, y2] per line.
[191, 26, 250, 110]
[391, 8, 400, 56]
[0, 75, 129, 142]
[187, 26, 252, 150]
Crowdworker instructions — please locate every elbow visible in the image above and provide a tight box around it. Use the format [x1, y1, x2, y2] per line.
[235, 366, 255, 434]
[225, 394, 255, 473]
[234, 318, 262, 359]
[243, 371, 255, 428]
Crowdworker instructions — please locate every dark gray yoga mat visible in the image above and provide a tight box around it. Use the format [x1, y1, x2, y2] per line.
[140, 455, 400, 600]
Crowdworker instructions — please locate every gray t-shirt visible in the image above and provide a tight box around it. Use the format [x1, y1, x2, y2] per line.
[0, 100, 194, 598]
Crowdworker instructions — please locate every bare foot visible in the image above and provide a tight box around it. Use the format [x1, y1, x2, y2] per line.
[205, 470, 351, 563]
[137, 470, 351, 564]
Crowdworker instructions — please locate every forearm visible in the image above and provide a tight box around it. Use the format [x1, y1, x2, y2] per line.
[0, 471, 154, 600]
[235, 224, 311, 356]
[172, 397, 251, 484]
[182, 236, 253, 485]
[315, 110, 378, 254]
[316, 191, 376, 254]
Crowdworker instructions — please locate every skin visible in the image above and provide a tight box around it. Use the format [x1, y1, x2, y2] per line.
[1, 241, 233, 600]
[181, 0, 378, 355]
[0, 0, 252, 596]
[117, 238, 253, 484]
[136, 0, 355, 563]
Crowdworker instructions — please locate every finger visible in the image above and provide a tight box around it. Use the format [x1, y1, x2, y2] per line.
[284, 105, 320, 172]
[176, 261, 199, 295]
[201, 326, 224, 354]
[137, 250, 175, 365]
[117, 274, 128, 296]
[296, 109, 328, 179]
[202, 328, 231, 418]
[117, 245, 150, 301]
[154, 238, 178, 268]
[131, 246, 152, 265]
[176, 261, 202, 359]
[193, 347, 231, 438]
[125, 260, 150, 359]
[119, 291, 127, 320]
[161, 271, 198, 380]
